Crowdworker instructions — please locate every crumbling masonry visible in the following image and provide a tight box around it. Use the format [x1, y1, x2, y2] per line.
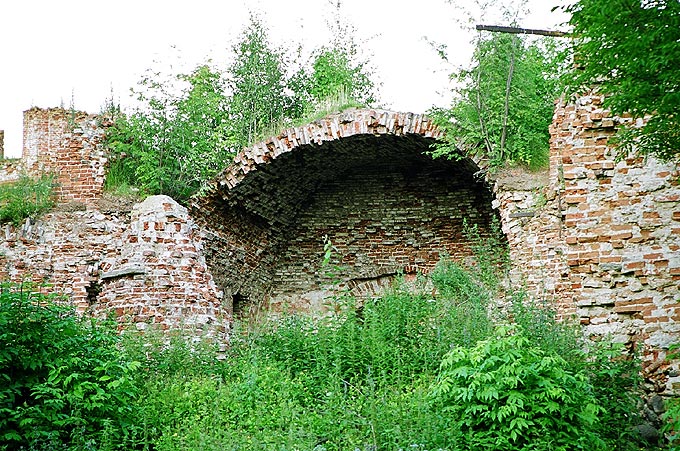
[0, 102, 678, 394]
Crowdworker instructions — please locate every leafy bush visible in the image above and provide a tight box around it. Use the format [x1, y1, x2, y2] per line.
[103, 10, 377, 203]
[508, 292, 645, 449]
[563, 0, 680, 162]
[251, 272, 492, 394]
[0, 174, 55, 225]
[430, 33, 562, 169]
[125, 283, 641, 451]
[104, 64, 233, 203]
[430, 259, 492, 348]
[430, 325, 607, 450]
[0, 283, 140, 450]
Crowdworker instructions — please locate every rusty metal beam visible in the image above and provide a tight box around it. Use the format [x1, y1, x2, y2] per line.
[476, 24, 569, 38]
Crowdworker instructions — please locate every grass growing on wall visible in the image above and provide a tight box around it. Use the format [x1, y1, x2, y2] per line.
[0, 174, 56, 225]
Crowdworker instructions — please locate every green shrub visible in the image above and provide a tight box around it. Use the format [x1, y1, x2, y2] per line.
[430, 325, 607, 450]
[665, 397, 680, 451]
[508, 291, 584, 363]
[430, 33, 562, 169]
[103, 154, 141, 198]
[0, 174, 55, 225]
[113, 273, 646, 450]
[0, 283, 140, 450]
[0, 240, 638, 451]
[508, 292, 645, 449]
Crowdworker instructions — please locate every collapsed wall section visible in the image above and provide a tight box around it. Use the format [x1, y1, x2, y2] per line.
[96, 196, 227, 334]
[0, 196, 227, 337]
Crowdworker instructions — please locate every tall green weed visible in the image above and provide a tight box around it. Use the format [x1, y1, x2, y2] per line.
[0, 174, 55, 225]
[0, 283, 139, 450]
[430, 325, 606, 450]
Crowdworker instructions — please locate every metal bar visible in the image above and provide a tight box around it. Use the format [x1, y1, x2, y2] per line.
[476, 24, 569, 38]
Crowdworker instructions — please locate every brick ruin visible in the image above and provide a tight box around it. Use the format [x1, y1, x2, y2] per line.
[193, 110, 497, 316]
[496, 95, 680, 393]
[0, 108, 228, 337]
[0, 103, 678, 393]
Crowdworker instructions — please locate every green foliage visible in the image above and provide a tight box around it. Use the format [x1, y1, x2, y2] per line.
[0, 174, 56, 225]
[563, 0, 680, 161]
[296, 1, 376, 115]
[252, 277, 489, 392]
[430, 260, 492, 348]
[226, 15, 296, 150]
[116, 251, 643, 450]
[119, 269, 490, 451]
[462, 217, 509, 290]
[308, 49, 368, 104]
[431, 33, 562, 169]
[103, 12, 377, 203]
[508, 293, 645, 449]
[430, 325, 607, 450]
[662, 345, 680, 450]
[104, 63, 232, 203]
[0, 283, 140, 450]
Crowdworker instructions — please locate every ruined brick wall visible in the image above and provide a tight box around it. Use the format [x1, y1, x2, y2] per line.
[193, 110, 498, 316]
[0, 102, 677, 383]
[0, 130, 4, 159]
[21, 107, 108, 204]
[500, 94, 680, 393]
[267, 159, 496, 313]
[492, 168, 574, 314]
[0, 196, 227, 337]
[96, 196, 227, 335]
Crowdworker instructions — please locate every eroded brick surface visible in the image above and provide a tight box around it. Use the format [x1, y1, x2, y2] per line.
[499, 95, 680, 393]
[192, 111, 497, 315]
[1, 104, 678, 393]
[0, 196, 228, 337]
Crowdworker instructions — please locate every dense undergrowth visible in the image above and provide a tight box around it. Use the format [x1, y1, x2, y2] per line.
[0, 174, 55, 225]
[0, 253, 674, 450]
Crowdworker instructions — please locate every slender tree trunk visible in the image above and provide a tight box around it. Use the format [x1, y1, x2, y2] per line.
[500, 37, 517, 161]
[475, 66, 493, 156]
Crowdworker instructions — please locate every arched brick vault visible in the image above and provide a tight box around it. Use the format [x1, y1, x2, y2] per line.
[192, 109, 501, 315]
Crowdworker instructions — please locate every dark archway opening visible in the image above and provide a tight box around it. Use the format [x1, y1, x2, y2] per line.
[197, 133, 503, 316]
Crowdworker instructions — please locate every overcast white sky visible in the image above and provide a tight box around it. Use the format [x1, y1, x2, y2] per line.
[0, 0, 567, 157]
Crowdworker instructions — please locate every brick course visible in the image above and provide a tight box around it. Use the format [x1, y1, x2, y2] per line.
[499, 94, 680, 393]
[0, 103, 678, 394]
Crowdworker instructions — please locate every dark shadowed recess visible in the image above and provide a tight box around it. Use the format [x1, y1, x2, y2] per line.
[193, 133, 503, 317]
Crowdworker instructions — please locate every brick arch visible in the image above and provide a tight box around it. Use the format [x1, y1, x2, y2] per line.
[216, 109, 447, 190]
[192, 109, 500, 316]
